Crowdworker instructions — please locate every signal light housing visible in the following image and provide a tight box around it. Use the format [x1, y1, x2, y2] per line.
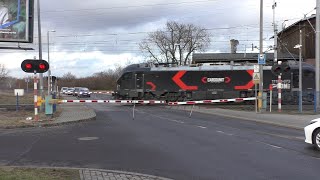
[21, 59, 50, 73]
[271, 62, 291, 76]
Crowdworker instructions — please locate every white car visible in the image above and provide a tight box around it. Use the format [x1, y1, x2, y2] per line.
[304, 118, 320, 150]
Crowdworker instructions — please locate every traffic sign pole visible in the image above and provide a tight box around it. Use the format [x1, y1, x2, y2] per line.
[259, 0, 264, 112]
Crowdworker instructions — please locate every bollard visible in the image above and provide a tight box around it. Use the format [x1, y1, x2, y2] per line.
[16, 93, 19, 112]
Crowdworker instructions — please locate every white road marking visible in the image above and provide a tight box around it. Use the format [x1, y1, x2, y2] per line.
[258, 141, 283, 149]
[197, 126, 207, 129]
[78, 137, 99, 141]
[216, 131, 233, 136]
[265, 144, 282, 149]
[135, 109, 186, 124]
[170, 120, 185, 124]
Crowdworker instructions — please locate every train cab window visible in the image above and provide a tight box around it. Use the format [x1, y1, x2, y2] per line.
[303, 70, 314, 78]
[122, 73, 132, 80]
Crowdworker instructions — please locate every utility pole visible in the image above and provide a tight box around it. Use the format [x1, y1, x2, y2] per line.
[259, 0, 264, 112]
[37, 0, 44, 103]
[272, 0, 282, 112]
[316, 0, 320, 112]
[299, 30, 303, 113]
[47, 30, 55, 95]
[273, 1, 277, 64]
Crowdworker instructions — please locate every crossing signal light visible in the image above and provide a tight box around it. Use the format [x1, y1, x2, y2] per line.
[21, 59, 49, 73]
[271, 65, 281, 76]
[271, 62, 291, 76]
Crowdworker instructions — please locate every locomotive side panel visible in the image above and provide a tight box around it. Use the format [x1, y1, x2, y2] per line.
[115, 63, 315, 103]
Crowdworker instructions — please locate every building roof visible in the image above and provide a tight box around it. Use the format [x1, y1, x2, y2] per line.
[278, 15, 315, 35]
[192, 53, 299, 64]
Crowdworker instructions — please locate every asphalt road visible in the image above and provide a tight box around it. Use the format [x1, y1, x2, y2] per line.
[0, 94, 319, 179]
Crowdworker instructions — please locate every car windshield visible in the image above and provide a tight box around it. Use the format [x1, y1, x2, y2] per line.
[0, 1, 319, 180]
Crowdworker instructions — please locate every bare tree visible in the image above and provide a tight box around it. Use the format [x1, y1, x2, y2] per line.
[139, 21, 211, 65]
[0, 64, 9, 82]
[60, 72, 77, 87]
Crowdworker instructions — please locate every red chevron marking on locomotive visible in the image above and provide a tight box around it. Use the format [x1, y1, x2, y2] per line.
[201, 77, 208, 83]
[146, 82, 156, 91]
[172, 71, 198, 91]
[225, 77, 231, 84]
[234, 70, 254, 90]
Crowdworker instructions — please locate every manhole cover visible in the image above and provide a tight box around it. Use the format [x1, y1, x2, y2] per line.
[78, 137, 99, 141]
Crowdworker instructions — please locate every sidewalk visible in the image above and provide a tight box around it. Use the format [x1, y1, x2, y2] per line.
[79, 169, 172, 180]
[168, 105, 320, 130]
[50, 103, 96, 126]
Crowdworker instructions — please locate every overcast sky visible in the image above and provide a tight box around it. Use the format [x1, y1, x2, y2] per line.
[0, 0, 316, 78]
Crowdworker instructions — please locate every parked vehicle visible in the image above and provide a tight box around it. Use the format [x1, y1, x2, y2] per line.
[66, 88, 75, 95]
[78, 87, 91, 98]
[60, 87, 68, 94]
[72, 87, 82, 96]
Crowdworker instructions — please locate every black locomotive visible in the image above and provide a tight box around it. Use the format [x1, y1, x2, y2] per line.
[114, 61, 315, 104]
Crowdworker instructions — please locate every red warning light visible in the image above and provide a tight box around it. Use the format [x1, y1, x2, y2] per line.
[39, 63, 46, 70]
[21, 59, 49, 73]
[25, 63, 32, 70]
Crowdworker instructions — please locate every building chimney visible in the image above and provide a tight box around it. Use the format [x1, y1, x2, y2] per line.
[230, 39, 239, 54]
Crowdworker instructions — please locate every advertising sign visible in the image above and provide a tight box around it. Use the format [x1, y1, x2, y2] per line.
[0, 0, 34, 43]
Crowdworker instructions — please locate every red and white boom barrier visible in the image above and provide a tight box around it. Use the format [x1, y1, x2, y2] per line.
[89, 91, 114, 94]
[59, 100, 166, 104]
[168, 97, 256, 106]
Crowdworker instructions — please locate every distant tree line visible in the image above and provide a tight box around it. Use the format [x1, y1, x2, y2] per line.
[58, 66, 122, 90]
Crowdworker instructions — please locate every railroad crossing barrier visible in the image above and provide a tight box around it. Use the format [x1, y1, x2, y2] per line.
[168, 97, 256, 105]
[168, 97, 257, 117]
[58, 100, 166, 104]
[37, 97, 256, 120]
[89, 91, 114, 94]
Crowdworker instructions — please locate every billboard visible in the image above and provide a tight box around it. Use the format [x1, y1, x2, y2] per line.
[0, 0, 34, 43]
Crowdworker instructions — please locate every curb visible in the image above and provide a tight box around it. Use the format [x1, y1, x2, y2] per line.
[0, 116, 96, 129]
[167, 106, 305, 130]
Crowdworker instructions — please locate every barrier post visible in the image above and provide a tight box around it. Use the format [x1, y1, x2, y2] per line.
[189, 104, 195, 118]
[16, 93, 19, 112]
[34, 71, 39, 121]
[255, 84, 258, 113]
[278, 74, 282, 112]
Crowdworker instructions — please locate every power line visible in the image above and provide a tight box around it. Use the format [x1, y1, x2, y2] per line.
[42, 0, 217, 13]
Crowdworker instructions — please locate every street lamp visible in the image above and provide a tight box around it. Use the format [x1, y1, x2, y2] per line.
[282, 19, 289, 30]
[47, 30, 55, 95]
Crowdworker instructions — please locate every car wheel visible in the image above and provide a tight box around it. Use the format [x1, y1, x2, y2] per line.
[312, 129, 320, 150]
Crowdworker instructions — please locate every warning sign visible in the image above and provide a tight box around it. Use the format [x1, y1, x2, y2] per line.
[253, 72, 260, 84]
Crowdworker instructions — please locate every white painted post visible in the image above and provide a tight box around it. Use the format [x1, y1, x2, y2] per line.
[34, 71, 39, 121]
[278, 74, 282, 112]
